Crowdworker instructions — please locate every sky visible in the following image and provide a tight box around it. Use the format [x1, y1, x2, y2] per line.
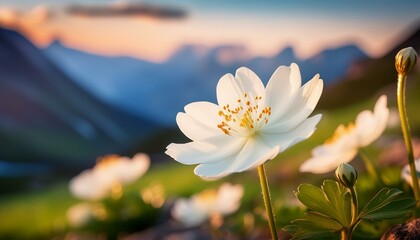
[0, 0, 419, 62]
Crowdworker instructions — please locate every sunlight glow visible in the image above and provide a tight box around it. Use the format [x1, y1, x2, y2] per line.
[0, 3, 416, 62]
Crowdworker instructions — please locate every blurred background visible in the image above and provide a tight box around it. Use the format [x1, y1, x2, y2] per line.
[0, 0, 419, 239]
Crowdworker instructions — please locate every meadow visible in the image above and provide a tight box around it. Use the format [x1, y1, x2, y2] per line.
[1, 68, 419, 239]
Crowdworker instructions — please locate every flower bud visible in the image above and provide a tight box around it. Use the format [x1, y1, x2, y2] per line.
[335, 163, 358, 188]
[395, 47, 418, 75]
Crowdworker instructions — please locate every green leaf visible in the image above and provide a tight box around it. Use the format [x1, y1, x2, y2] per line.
[304, 212, 343, 231]
[322, 180, 352, 227]
[282, 212, 342, 240]
[361, 198, 416, 220]
[284, 227, 336, 240]
[359, 188, 415, 221]
[359, 188, 401, 215]
[296, 184, 331, 214]
[296, 180, 352, 227]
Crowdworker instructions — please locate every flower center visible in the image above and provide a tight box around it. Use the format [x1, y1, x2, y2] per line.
[217, 92, 271, 136]
[324, 123, 355, 144]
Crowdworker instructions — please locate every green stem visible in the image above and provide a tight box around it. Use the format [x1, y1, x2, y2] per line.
[340, 229, 351, 240]
[341, 184, 360, 240]
[397, 74, 420, 206]
[348, 218, 363, 240]
[349, 186, 358, 225]
[257, 164, 279, 240]
[359, 150, 385, 186]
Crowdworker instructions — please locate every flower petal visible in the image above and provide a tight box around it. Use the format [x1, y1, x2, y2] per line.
[299, 147, 358, 174]
[264, 74, 323, 132]
[401, 158, 420, 188]
[217, 68, 265, 108]
[69, 170, 110, 200]
[184, 101, 221, 128]
[194, 158, 236, 179]
[229, 137, 280, 173]
[235, 67, 265, 98]
[67, 203, 94, 227]
[265, 63, 302, 121]
[117, 154, 150, 184]
[194, 137, 280, 178]
[260, 114, 322, 151]
[216, 73, 245, 107]
[299, 125, 360, 174]
[215, 183, 244, 215]
[192, 111, 321, 179]
[166, 135, 246, 165]
[171, 198, 208, 227]
[355, 95, 389, 147]
[177, 101, 222, 141]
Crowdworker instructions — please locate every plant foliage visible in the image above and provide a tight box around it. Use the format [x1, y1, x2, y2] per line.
[284, 180, 415, 240]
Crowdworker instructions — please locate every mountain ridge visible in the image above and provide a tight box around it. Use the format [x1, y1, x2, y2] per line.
[0, 27, 161, 168]
[318, 24, 420, 109]
[44, 39, 369, 126]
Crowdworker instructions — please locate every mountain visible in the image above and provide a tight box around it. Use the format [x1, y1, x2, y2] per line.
[0, 28, 161, 169]
[247, 44, 368, 85]
[318, 24, 420, 109]
[43, 41, 368, 126]
[300, 44, 368, 85]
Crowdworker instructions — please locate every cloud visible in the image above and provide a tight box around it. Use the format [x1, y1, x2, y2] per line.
[0, 5, 56, 47]
[66, 2, 187, 19]
[0, 8, 20, 26]
[0, 5, 54, 27]
[28, 5, 54, 24]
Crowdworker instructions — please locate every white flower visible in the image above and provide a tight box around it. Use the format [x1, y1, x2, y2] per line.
[69, 153, 150, 200]
[66, 203, 94, 228]
[387, 107, 400, 129]
[171, 183, 243, 227]
[67, 202, 107, 227]
[300, 95, 389, 174]
[69, 168, 111, 200]
[401, 158, 420, 188]
[166, 63, 323, 178]
[93, 153, 150, 184]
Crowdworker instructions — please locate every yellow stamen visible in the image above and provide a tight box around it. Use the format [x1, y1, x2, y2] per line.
[217, 92, 271, 136]
[325, 123, 355, 144]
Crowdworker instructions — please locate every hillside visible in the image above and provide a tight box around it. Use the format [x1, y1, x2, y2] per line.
[319, 24, 420, 109]
[0, 28, 161, 169]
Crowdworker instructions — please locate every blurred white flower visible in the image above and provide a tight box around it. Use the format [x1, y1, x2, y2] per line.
[94, 153, 151, 184]
[69, 153, 150, 200]
[401, 158, 420, 188]
[67, 202, 108, 228]
[300, 95, 389, 173]
[166, 63, 323, 178]
[66, 202, 94, 228]
[69, 168, 110, 200]
[387, 107, 400, 129]
[171, 183, 244, 227]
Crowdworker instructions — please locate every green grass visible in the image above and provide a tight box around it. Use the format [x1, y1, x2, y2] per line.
[1, 78, 420, 239]
[0, 183, 76, 239]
